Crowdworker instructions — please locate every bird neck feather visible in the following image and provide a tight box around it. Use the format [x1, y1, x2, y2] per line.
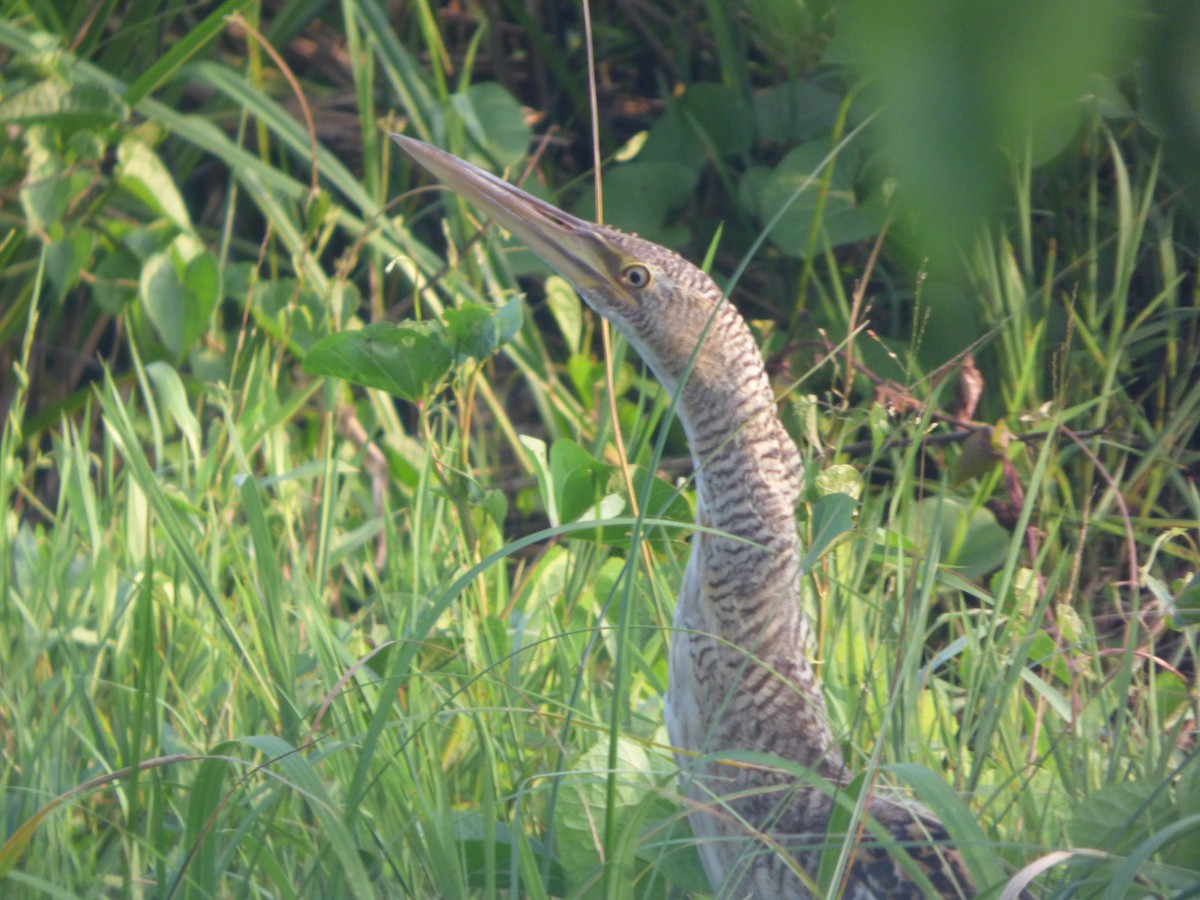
[667, 302, 805, 628]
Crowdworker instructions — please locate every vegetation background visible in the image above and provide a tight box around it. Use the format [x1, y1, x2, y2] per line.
[1, 0, 1198, 896]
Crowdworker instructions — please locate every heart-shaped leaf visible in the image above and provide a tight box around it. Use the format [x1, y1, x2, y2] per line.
[304, 321, 452, 401]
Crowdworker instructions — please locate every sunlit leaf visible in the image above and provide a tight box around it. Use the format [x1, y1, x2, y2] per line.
[118, 137, 193, 233]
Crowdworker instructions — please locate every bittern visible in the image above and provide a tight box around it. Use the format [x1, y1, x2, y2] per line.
[394, 135, 976, 898]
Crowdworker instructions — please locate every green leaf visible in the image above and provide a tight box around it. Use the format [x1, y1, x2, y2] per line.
[801, 492, 856, 572]
[452, 81, 532, 170]
[565, 466, 691, 551]
[572, 161, 698, 247]
[137, 237, 218, 359]
[913, 496, 1009, 581]
[451, 811, 568, 895]
[228, 736, 375, 900]
[183, 755, 228, 898]
[443, 296, 522, 361]
[181, 249, 219, 351]
[550, 439, 611, 526]
[93, 244, 140, 313]
[545, 275, 583, 352]
[549, 734, 705, 897]
[635, 468, 692, 531]
[303, 321, 452, 401]
[677, 82, 755, 159]
[1067, 779, 1176, 855]
[752, 141, 886, 257]
[815, 463, 863, 499]
[551, 738, 657, 876]
[889, 763, 1005, 893]
[566, 352, 604, 410]
[1018, 667, 1073, 721]
[19, 129, 72, 230]
[247, 277, 337, 354]
[752, 79, 843, 145]
[139, 251, 186, 356]
[0, 79, 121, 128]
[45, 227, 94, 301]
[118, 137, 194, 233]
[835, 0, 1123, 259]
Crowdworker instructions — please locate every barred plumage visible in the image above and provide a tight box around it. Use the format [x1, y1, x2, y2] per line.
[395, 135, 977, 898]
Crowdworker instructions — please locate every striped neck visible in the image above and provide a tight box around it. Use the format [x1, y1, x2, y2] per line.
[670, 302, 805, 630]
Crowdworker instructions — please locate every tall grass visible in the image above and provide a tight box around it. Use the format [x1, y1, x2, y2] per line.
[1, 2, 1198, 898]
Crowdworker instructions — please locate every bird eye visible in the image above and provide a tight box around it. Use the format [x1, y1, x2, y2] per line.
[622, 264, 651, 289]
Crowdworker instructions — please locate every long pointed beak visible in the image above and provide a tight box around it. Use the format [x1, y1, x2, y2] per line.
[391, 134, 619, 296]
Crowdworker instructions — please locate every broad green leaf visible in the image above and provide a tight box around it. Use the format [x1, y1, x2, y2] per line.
[137, 236, 218, 358]
[676, 82, 755, 159]
[247, 276, 336, 354]
[19, 129, 72, 230]
[572, 161, 698, 247]
[304, 321, 452, 401]
[494, 293, 523, 344]
[752, 79, 842, 146]
[834, 0, 1123, 259]
[545, 275, 583, 352]
[181, 249, 219, 351]
[801, 491, 856, 573]
[551, 737, 658, 876]
[1067, 779, 1176, 855]
[566, 352, 605, 410]
[118, 137, 193, 233]
[913, 496, 1009, 581]
[550, 734, 705, 897]
[455, 81, 531, 170]
[636, 468, 692, 526]
[45, 228, 94, 301]
[566, 467, 691, 551]
[444, 297, 522, 361]
[752, 141, 886, 257]
[549, 439, 610, 526]
[139, 251, 186, 356]
[93, 244, 140, 313]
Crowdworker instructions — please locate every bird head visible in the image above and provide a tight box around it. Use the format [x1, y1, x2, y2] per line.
[392, 135, 728, 390]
